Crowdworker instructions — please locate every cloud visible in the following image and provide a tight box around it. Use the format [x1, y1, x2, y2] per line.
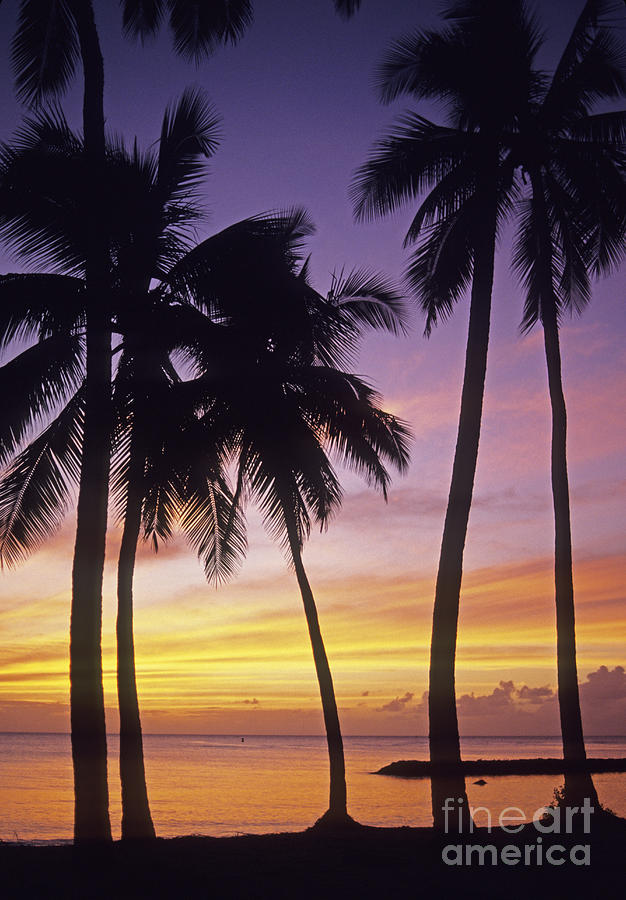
[242, 698, 260, 705]
[376, 691, 414, 713]
[456, 680, 518, 716]
[370, 666, 626, 735]
[581, 665, 626, 700]
[517, 684, 555, 703]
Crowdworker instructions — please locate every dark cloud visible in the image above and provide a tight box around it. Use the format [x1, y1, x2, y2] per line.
[581, 665, 626, 700]
[516, 684, 555, 703]
[361, 690, 370, 697]
[242, 698, 260, 705]
[371, 667, 625, 734]
[376, 691, 414, 713]
[456, 681, 517, 716]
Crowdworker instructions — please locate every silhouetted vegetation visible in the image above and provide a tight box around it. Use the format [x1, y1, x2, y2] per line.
[0, 0, 624, 862]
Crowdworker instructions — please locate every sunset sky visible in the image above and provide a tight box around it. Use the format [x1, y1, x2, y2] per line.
[0, 0, 624, 736]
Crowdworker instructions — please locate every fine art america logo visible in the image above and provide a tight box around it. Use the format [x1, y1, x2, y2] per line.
[441, 797, 594, 866]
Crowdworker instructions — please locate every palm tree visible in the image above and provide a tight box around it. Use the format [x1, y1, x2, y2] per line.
[509, 0, 626, 810]
[182, 261, 411, 825]
[351, 0, 542, 829]
[6, 0, 114, 841]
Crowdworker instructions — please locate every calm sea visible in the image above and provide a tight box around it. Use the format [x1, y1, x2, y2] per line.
[1, 733, 624, 842]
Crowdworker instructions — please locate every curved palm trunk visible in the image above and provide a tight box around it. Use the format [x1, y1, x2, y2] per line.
[542, 306, 598, 810]
[429, 176, 498, 832]
[530, 171, 599, 810]
[116, 425, 156, 840]
[69, 0, 112, 843]
[283, 508, 349, 823]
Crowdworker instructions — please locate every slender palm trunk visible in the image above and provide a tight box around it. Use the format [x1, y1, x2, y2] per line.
[117, 423, 156, 840]
[69, 0, 112, 842]
[283, 508, 349, 823]
[429, 173, 498, 832]
[530, 172, 599, 810]
[542, 306, 598, 809]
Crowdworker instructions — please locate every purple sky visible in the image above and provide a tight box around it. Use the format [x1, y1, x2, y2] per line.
[0, 1, 624, 733]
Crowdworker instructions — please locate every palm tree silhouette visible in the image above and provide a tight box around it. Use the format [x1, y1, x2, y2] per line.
[182, 259, 411, 825]
[352, 0, 541, 829]
[7, 0, 115, 841]
[509, 0, 626, 810]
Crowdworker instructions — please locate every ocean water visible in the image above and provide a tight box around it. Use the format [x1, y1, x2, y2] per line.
[0, 733, 624, 842]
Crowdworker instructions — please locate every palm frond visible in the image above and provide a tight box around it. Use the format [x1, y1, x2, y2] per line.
[376, 28, 457, 105]
[512, 198, 543, 332]
[0, 111, 89, 272]
[11, 0, 80, 105]
[121, 0, 165, 40]
[306, 269, 409, 369]
[157, 87, 221, 204]
[351, 115, 472, 222]
[545, 138, 626, 278]
[294, 368, 412, 497]
[0, 332, 85, 466]
[0, 273, 85, 349]
[179, 473, 247, 585]
[568, 109, 626, 144]
[327, 267, 408, 336]
[0, 385, 84, 568]
[543, 1, 626, 123]
[166, 0, 253, 61]
[544, 170, 593, 318]
[405, 199, 476, 335]
[165, 209, 315, 318]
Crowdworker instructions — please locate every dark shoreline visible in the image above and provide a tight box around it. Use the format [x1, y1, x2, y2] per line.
[376, 757, 626, 778]
[2, 818, 625, 900]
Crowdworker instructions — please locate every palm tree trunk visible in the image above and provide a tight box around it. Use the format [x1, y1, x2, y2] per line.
[530, 171, 598, 811]
[117, 425, 156, 840]
[428, 175, 498, 832]
[283, 507, 349, 823]
[543, 306, 598, 809]
[69, 0, 112, 843]
[70, 306, 112, 843]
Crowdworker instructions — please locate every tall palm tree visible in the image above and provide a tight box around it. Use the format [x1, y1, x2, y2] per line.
[163, 211, 410, 823]
[182, 262, 411, 825]
[351, 0, 542, 829]
[5, 0, 114, 841]
[509, 0, 626, 810]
